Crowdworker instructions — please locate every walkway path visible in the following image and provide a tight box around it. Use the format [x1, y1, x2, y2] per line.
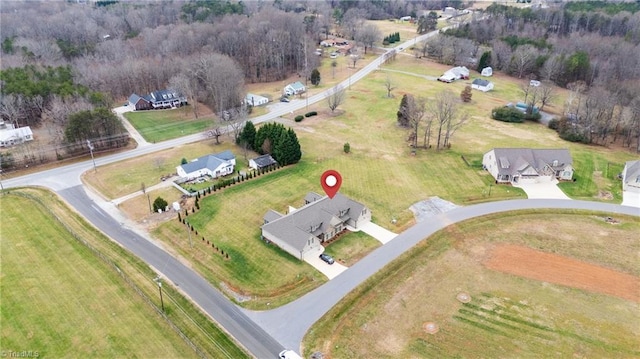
[113, 105, 150, 147]
[381, 68, 438, 81]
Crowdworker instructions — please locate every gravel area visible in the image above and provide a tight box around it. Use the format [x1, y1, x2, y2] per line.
[410, 197, 460, 222]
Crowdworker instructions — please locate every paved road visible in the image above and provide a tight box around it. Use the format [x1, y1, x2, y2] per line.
[248, 199, 640, 350]
[1, 31, 450, 358]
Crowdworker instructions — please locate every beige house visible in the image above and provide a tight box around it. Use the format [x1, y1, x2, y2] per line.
[483, 148, 574, 184]
[261, 192, 371, 260]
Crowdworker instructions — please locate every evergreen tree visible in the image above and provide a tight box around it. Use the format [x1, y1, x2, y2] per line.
[152, 197, 168, 212]
[477, 51, 492, 73]
[237, 121, 256, 150]
[397, 94, 412, 127]
[310, 68, 321, 86]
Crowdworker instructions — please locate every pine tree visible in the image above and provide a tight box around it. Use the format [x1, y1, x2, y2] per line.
[238, 121, 256, 150]
[477, 51, 491, 73]
[310, 68, 321, 86]
[397, 94, 412, 128]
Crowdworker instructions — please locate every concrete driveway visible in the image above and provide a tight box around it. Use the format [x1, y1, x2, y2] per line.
[513, 179, 570, 200]
[621, 190, 640, 208]
[358, 222, 398, 244]
[305, 253, 348, 280]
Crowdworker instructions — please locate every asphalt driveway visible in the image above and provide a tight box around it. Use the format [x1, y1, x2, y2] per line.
[513, 179, 570, 200]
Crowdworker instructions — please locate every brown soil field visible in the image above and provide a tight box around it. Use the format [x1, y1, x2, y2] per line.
[484, 244, 640, 302]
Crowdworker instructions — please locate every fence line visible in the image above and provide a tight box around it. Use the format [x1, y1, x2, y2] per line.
[13, 191, 209, 359]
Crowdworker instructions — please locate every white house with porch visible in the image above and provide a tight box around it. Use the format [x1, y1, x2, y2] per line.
[176, 150, 235, 180]
[483, 148, 574, 184]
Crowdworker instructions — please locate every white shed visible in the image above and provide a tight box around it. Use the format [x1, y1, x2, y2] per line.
[481, 67, 493, 77]
[471, 78, 494, 92]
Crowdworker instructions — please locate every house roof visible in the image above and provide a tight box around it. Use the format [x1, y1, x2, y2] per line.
[0, 126, 33, 142]
[264, 209, 284, 223]
[262, 192, 367, 252]
[287, 81, 305, 91]
[251, 154, 277, 168]
[179, 150, 235, 175]
[245, 93, 268, 104]
[128, 93, 149, 104]
[150, 89, 184, 103]
[489, 148, 572, 177]
[472, 78, 491, 87]
[623, 160, 640, 186]
[450, 66, 469, 77]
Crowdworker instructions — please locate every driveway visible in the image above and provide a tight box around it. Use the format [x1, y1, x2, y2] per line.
[513, 179, 570, 200]
[621, 190, 640, 208]
[305, 252, 348, 280]
[113, 105, 150, 147]
[357, 222, 398, 244]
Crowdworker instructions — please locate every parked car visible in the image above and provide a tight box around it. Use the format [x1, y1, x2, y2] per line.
[279, 350, 302, 359]
[330, 52, 338, 59]
[319, 253, 335, 265]
[280, 97, 290, 103]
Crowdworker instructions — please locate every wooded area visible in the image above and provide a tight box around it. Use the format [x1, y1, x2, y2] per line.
[421, 3, 640, 151]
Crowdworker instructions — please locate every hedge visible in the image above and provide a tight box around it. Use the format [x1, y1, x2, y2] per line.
[304, 111, 318, 117]
[491, 106, 525, 123]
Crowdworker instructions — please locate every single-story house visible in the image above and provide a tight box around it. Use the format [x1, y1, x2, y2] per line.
[481, 67, 493, 77]
[128, 93, 151, 111]
[471, 78, 494, 92]
[399, 16, 412, 21]
[320, 39, 335, 47]
[245, 93, 269, 107]
[438, 66, 469, 83]
[0, 122, 33, 147]
[129, 89, 187, 110]
[529, 80, 541, 87]
[483, 148, 574, 184]
[621, 160, 640, 207]
[261, 192, 371, 261]
[249, 154, 277, 170]
[284, 81, 306, 96]
[176, 150, 236, 180]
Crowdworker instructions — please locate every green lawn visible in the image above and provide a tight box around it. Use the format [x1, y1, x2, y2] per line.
[0, 193, 198, 358]
[0, 188, 249, 359]
[124, 107, 213, 143]
[324, 231, 381, 266]
[303, 211, 640, 358]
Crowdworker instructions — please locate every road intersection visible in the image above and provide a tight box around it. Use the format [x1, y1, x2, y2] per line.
[4, 27, 639, 358]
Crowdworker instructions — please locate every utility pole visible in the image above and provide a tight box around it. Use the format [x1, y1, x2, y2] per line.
[87, 139, 97, 172]
[154, 277, 165, 312]
[304, 36, 309, 112]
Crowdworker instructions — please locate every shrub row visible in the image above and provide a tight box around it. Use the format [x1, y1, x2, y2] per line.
[304, 111, 317, 117]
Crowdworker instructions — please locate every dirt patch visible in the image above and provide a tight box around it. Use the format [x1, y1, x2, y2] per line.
[484, 244, 640, 302]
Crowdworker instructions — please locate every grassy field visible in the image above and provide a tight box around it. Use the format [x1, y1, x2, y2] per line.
[83, 53, 635, 308]
[303, 211, 640, 358]
[0, 188, 249, 358]
[324, 230, 381, 267]
[124, 106, 213, 143]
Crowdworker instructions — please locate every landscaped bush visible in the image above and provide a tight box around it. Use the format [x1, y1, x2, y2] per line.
[304, 111, 317, 117]
[491, 107, 525, 123]
[294, 115, 304, 122]
[524, 112, 541, 121]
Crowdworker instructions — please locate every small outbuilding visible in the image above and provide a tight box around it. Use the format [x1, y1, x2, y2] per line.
[249, 154, 277, 170]
[471, 78, 494, 92]
[481, 67, 493, 77]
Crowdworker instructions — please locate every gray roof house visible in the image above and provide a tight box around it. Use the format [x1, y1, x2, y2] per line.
[249, 154, 277, 170]
[284, 81, 306, 96]
[176, 150, 236, 180]
[128, 89, 187, 110]
[261, 192, 371, 260]
[482, 148, 574, 184]
[128, 93, 151, 110]
[621, 160, 640, 207]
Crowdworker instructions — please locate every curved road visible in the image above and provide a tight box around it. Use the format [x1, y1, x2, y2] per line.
[4, 25, 638, 358]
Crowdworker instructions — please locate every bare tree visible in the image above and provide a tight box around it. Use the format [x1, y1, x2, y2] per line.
[429, 91, 468, 150]
[510, 45, 539, 79]
[384, 75, 395, 98]
[331, 60, 337, 79]
[354, 23, 382, 55]
[228, 106, 248, 143]
[169, 72, 199, 119]
[327, 85, 346, 113]
[194, 53, 245, 117]
[408, 97, 427, 149]
[0, 94, 26, 128]
[538, 81, 556, 111]
[350, 54, 360, 69]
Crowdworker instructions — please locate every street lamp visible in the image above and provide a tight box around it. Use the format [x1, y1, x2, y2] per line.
[154, 277, 165, 312]
[87, 139, 97, 172]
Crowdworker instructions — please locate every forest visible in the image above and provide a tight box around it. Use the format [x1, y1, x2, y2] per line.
[1, 0, 639, 171]
[421, 3, 640, 150]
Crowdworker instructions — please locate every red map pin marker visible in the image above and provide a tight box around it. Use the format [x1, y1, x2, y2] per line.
[321, 170, 342, 199]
